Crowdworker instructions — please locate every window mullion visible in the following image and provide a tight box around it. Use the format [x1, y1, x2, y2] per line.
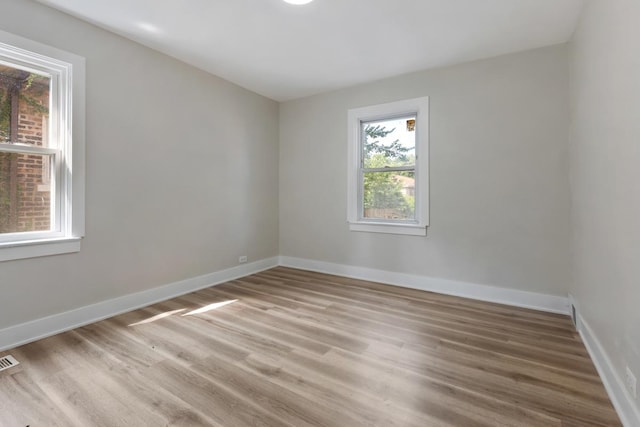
[362, 166, 415, 173]
[0, 144, 58, 156]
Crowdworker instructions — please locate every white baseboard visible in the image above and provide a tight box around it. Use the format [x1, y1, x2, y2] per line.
[0, 254, 570, 352]
[0, 257, 279, 352]
[7, 253, 633, 425]
[570, 296, 640, 427]
[279, 256, 570, 315]
[4, 254, 632, 425]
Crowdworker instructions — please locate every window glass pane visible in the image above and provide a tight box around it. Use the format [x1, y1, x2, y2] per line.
[0, 151, 52, 233]
[0, 64, 50, 147]
[363, 171, 415, 220]
[363, 116, 416, 169]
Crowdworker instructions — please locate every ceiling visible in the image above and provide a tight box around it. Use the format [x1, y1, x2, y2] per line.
[36, 0, 585, 101]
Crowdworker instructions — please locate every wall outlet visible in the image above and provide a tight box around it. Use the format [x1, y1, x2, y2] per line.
[238, 255, 248, 264]
[626, 366, 637, 398]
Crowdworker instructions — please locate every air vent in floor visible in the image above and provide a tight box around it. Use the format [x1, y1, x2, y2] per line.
[0, 355, 19, 372]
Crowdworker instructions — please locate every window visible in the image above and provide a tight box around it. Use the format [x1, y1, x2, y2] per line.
[0, 30, 85, 261]
[347, 97, 429, 236]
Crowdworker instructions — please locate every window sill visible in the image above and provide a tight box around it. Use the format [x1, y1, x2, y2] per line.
[0, 237, 82, 262]
[348, 222, 427, 236]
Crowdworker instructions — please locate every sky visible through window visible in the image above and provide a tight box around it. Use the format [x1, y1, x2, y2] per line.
[365, 116, 416, 156]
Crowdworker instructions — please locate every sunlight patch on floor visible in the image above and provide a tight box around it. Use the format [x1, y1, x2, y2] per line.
[182, 299, 238, 316]
[128, 309, 186, 326]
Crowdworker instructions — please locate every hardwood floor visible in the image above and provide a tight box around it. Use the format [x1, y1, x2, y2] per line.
[0, 267, 621, 426]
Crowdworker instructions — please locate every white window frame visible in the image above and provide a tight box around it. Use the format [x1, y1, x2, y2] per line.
[0, 30, 85, 262]
[347, 97, 429, 236]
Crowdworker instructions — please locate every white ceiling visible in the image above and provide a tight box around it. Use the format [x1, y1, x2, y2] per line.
[36, 0, 585, 101]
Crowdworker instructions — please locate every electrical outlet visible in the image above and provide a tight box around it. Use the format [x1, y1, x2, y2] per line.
[238, 255, 248, 264]
[626, 366, 637, 398]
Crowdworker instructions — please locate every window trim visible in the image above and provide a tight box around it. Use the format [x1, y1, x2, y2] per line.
[0, 29, 85, 262]
[347, 97, 429, 236]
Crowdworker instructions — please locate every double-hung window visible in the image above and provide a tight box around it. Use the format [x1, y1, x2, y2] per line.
[347, 97, 429, 236]
[0, 30, 85, 261]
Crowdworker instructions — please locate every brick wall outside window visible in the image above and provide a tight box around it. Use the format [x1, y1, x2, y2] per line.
[0, 71, 50, 233]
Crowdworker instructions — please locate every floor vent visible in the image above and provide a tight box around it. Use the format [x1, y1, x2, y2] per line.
[0, 355, 19, 372]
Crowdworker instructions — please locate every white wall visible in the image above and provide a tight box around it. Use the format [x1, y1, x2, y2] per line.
[280, 45, 572, 297]
[0, 0, 279, 329]
[2, 3, 634, 421]
[569, 0, 640, 418]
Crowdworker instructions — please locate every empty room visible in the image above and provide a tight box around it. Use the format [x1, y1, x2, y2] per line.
[0, 0, 638, 425]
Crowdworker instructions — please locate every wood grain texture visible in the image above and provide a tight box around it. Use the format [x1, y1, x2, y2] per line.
[0, 267, 621, 426]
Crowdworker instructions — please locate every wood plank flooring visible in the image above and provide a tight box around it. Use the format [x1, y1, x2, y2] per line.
[0, 267, 621, 426]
